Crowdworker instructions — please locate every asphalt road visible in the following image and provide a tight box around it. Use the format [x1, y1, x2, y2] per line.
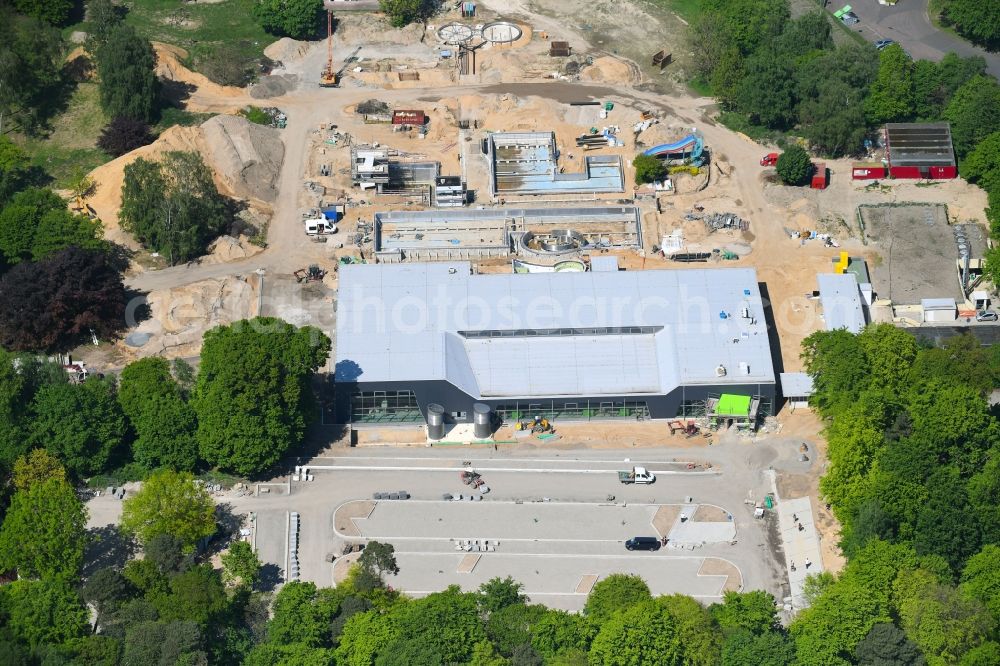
[845, 0, 1000, 78]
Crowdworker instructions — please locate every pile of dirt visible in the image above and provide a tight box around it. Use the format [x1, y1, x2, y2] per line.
[264, 37, 311, 63]
[200, 115, 285, 203]
[85, 125, 207, 248]
[579, 55, 638, 84]
[250, 74, 299, 99]
[153, 42, 247, 113]
[85, 116, 282, 249]
[202, 235, 264, 265]
[337, 13, 425, 47]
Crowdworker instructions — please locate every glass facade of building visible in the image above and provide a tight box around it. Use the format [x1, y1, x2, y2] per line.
[349, 390, 422, 423]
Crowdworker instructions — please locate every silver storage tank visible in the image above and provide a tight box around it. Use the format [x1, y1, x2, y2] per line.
[473, 403, 492, 439]
[427, 403, 445, 440]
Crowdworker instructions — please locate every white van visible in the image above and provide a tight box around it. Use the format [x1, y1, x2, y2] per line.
[304, 218, 337, 236]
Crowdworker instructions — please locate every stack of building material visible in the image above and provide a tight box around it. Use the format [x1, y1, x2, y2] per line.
[550, 41, 571, 56]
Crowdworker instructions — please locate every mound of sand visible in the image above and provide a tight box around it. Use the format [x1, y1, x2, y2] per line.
[580, 56, 637, 84]
[202, 235, 264, 265]
[154, 42, 248, 113]
[201, 115, 285, 203]
[86, 116, 283, 249]
[264, 37, 311, 63]
[249, 74, 299, 98]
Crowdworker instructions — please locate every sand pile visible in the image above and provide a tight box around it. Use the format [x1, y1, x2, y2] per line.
[264, 38, 311, 63]
[202, 235, 264, 265]
[122, 274, 259, 358]
[86, 125, 207, 248]
[580, 56, 637, 84]
[250, 74, 299, 98]
[337, 13, 425, 47]
[201, 115, 285, 203]
[153, 42, 247, 113]
[86, 117, 283, 248]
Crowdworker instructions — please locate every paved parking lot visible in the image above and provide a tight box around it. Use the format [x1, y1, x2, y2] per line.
[86, 442, 806, 610]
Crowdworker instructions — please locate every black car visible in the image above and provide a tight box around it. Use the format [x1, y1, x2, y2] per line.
[625, 536, 661, 551]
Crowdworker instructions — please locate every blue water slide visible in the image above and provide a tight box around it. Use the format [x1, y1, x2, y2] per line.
[642, 133, 704, 162]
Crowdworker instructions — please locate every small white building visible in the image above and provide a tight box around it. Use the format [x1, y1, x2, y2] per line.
[779, 372, 814, 411]
[921, 297, 957, 323]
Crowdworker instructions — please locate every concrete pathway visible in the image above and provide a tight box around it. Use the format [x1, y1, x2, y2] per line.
[776, 496, 823, 610]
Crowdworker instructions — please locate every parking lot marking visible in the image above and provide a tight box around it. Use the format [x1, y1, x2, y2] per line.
[309, 464, 719, 475]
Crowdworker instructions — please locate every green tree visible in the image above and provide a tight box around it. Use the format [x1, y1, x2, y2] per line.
[378, 0, 435, 28]
[941, 0, 1000, 51]
[529, 609, 594, 660]
[895, 568, 995, 664]
[29, 377, 126, 477]
[222, 541, 262, 588]
[0, 188, 104, 265]
[0, 478, 87, 579]
[268, 581, 333, 647]
[119, 357, 199, 471]
[120, 469, 216, 550]
[659, 594, 722, 666]
[722, 629, 795, 666]
[377, 586, 486, 665]
[359, 540, 400, 581]
[0, 578, 89, 647]
[0, 351, 65, 469]
[479, 576, 528, 615]
[0, 137, 34, 206]
[153, 564, 228, 626]
[85, 0, 124, 54]
[121, 620, 207, 665]
[82, 568, 135, 632]
[12, 0, 74, 25]
[733, 49, 797, 129]
[95, 25, 159, 123]
[711, 590, 780, 635]
[0, 10, 63, 134]
[193, 318, 330, 476]
[119, 152, 231, 264]
[854, 623, 925, 666]
[632, 153, 667, 185]
[245, 642, 336, 665]
[776, 145, 813, 186]
[335, 610, 400, 666]
[11, 448, 66, 491]
[961, 544, 1000, 620]
[253, 0, 323, 39]
[944, 76, 1000, 158]
[961, 130, 1000, 195]
[796, 45, 876, 157]
[588, 598, 683, 666]
[583, 573, 651, 623]
[865, 45, 915, 124]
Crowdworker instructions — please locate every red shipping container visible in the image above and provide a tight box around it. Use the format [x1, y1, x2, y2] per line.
[392, 110, 427, 125]
[811, 163, 828, 189]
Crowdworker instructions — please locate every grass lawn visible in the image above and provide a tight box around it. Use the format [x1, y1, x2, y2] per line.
[653, 0, 703, 25]
[122, 0, 273, 67]
[14, 82, 110, 189]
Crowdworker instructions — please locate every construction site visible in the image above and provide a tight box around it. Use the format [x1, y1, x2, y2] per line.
[65, 0, 997, 595]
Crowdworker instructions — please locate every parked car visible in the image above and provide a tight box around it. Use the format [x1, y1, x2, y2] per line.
[760, 152, 779, 167]
[842, 11, 860, 25]
[625, 537, 661, 551]
[875, 39, 896, 50]
[976, 310, 998, 322]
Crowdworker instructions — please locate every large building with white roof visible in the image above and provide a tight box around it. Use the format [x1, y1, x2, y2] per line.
[332, 262, 777, 426]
